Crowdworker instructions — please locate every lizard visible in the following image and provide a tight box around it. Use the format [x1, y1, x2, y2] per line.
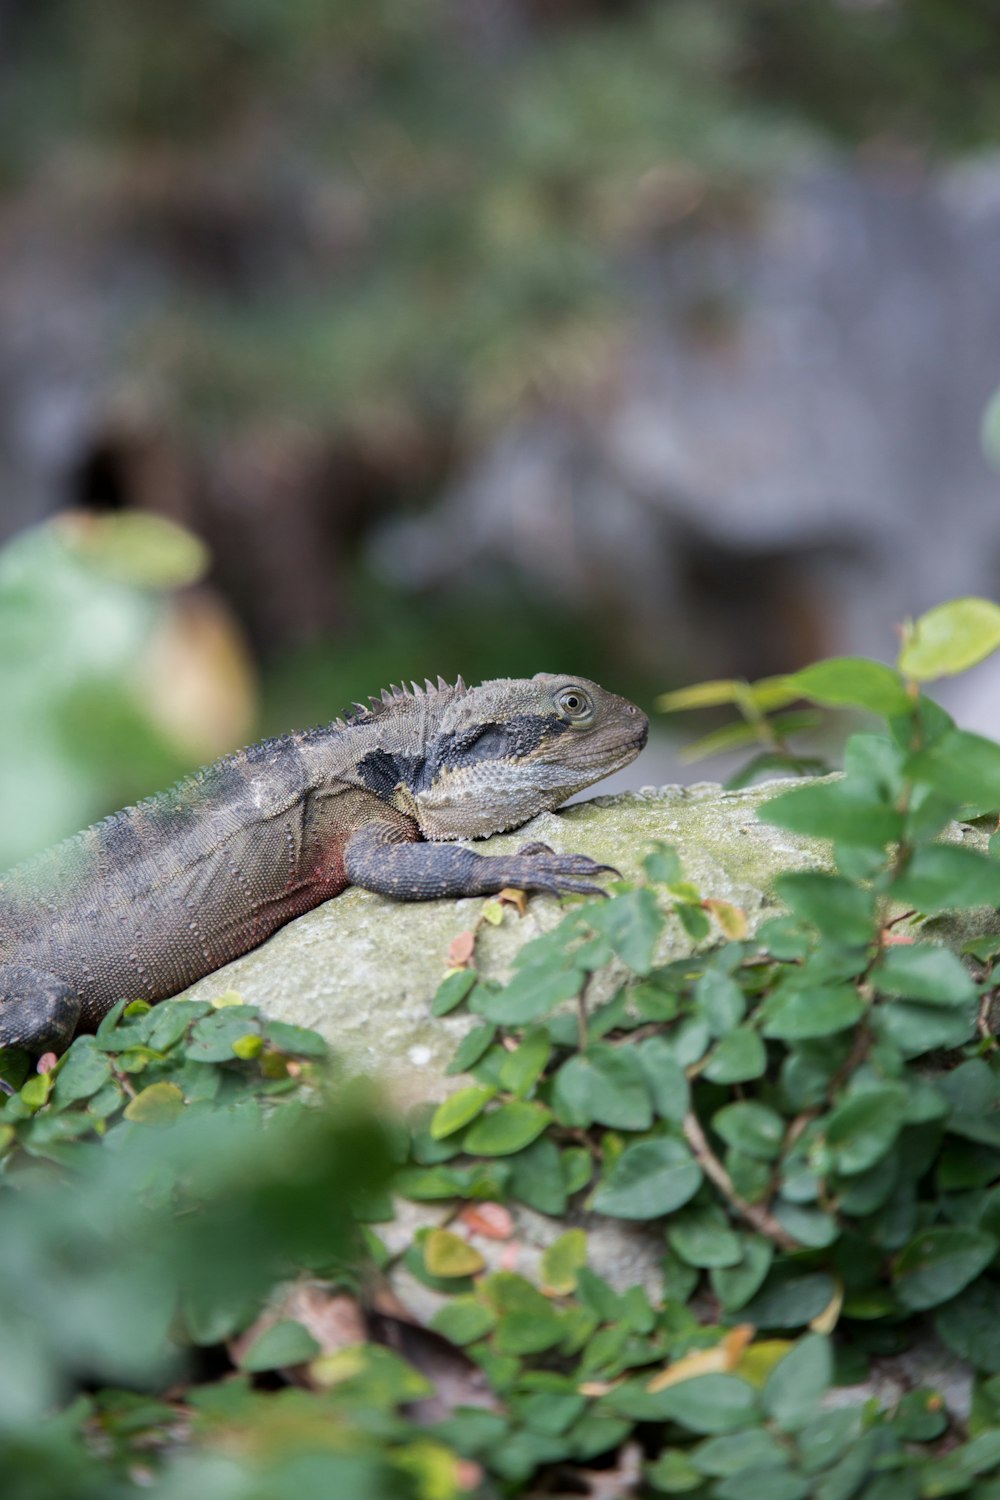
[0, 672, 648, 1055]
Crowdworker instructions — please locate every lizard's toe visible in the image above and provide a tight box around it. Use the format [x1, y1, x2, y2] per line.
[509, 849, 619, 898]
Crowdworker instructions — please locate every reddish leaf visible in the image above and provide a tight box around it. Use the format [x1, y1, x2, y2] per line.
[448, 931, 477, 968]
[459, 1202, 515, 1240]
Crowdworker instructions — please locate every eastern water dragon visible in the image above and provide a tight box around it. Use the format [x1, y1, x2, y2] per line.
[0, 673, 648, 1054]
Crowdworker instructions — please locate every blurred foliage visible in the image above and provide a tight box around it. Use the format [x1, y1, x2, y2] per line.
[5, 0, 998, 440]
[739, 0, 1000, 151]
[258, 572, 645, 742]
[1, 0, 799, 436]
[0, 513, 254, 870]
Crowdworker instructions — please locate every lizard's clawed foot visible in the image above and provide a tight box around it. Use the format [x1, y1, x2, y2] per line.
[510, 843, 620, 897]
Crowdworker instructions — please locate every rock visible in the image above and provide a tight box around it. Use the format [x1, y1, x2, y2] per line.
[177, 780, 830, 1102]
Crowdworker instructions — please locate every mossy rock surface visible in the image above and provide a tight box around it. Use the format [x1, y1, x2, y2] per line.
[178, 780, 832, 1100]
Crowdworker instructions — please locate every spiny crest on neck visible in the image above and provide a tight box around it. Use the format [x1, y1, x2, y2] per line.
[336, 675, 467, 730]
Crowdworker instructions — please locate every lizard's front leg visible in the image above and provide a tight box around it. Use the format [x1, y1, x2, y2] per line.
[0, 966, 82, 1055]
[344, 821, 616, 901]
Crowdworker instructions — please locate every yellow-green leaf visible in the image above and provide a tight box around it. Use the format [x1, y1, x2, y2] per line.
[681, 720, 764, 762]
[430, 1084, 495, 1140]
[540, 1229, 587, 1294]
[656, 679, 749, 712]
[423, 1228, 486, 1278]
[899, 598, 1000, 681]
[123, 1081, 185, 1124]
[232, 1033, 264, 1060]
[20, 1073, 53, 1111]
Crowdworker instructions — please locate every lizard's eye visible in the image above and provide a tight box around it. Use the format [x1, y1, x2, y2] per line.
[556, 687, 594, 723]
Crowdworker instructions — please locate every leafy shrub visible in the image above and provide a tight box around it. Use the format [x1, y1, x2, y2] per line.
[8, 597, 1000, 1496]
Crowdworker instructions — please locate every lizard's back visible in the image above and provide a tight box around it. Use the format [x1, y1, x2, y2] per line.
[0, 728, 364, 1028]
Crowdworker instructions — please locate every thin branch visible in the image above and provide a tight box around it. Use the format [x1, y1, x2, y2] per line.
[577, 977, 590, 1053]
[683, 1110, 799, 1253]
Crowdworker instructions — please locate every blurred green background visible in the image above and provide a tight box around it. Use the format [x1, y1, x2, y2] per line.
[3, 0, 1000, 867]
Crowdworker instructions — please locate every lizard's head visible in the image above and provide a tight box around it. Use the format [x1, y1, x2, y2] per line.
[408, 672, 648, 840]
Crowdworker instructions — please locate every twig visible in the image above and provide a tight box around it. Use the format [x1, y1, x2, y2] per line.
[683, 1110, 799, 1253]
[577, 978, 590, 1053]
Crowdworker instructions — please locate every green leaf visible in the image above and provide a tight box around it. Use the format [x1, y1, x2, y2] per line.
[52, 1038, 112, 1105]
[645, 1448, 703, 1492]
[713, 1467, 810, 1500]
[463, 1101, 550, 1156]
[643, 842, 684, 884]
[509, 1136, 568, 1215]
[122, 1082, 185, 1124]
[186, 1009, 261, 1063]
[789, 657, 911, 715]
[431, 969, 477, 1017]
[710, 1237, 774, 1311]
[891, 844, 1000, 914]
[667, 1206, 742, 1268]
[636, 1038, 690, 1122]
[762, 984, 866, 1040]
[498, 1029, 551, 1097]
[875, 999, 976, 1057]
[727, 1150, 773, 1205]
[475, 963, 585, 1024]
[236, 1319, 321, 1372]
[795, 1408, 863, 1473]
[446, 1022, 497, 1076]
[704, 1028, 767, 1083]
[899, 598, 1000, 680]
[759, 779, 902, 848]
[692, 1428, 789, 1478]
[742, 1270, 838, 1329]
[430, 1084, 495, 1140]
[713, 1102, 785, 1161]
[641, 1374, 758, 1435]
[551, 1045, 653, 1131]
[481, 1272, 565, 1355]
[774, 1200, 838, 1249]
[893, 1228, 998, 1311]
[773, 871, 875, 945]
[262, 1020, 328, 1057]
[430, 1295, 497, 1347]
[906, 728, 1000, 812]
[935, 1280, 1000, 1373]
[824, 1086, 908, 1175]
[875, 944, 978, 1006]
[540, 1229, 588, 1294]
[592, 1137, 702, 1219]
[677, 902, 712, 942]
[694, 969, 745, 1035]
[588, 888, 663, 976]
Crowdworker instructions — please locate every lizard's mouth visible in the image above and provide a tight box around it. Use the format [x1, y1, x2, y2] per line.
[568, 711, 648, 776]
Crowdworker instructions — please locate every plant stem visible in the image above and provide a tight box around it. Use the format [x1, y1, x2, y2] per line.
[682, 1110, 799, 1252]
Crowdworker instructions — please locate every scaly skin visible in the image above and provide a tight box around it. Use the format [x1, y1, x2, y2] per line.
[0, 672, 647, 1053]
